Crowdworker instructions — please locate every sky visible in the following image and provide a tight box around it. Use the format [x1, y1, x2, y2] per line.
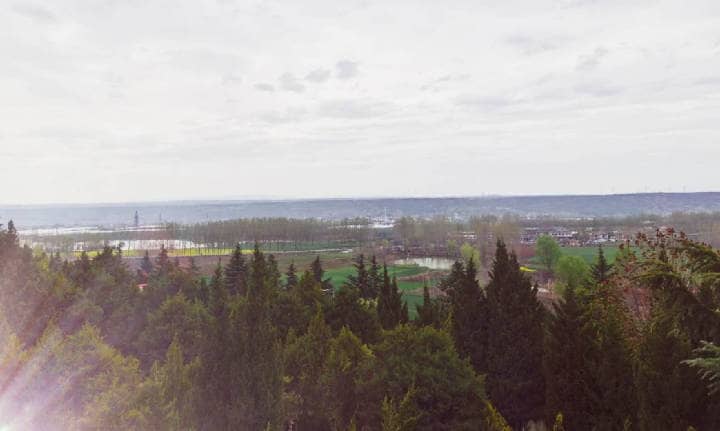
[2, 0, 720, 204]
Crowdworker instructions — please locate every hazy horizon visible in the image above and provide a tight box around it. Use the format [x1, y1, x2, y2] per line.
[2, 189, 720, 207]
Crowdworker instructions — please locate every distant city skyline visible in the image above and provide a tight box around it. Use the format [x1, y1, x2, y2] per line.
[2, 1, 720, 204]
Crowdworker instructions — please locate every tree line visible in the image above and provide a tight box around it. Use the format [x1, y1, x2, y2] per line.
[2, 219, 720, 430]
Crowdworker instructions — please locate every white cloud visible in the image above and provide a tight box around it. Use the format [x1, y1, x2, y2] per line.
[278, 72, 305, 92]
[1, 0, 720, 203]
[305, 68, 331, 83]
[335, 60, 359, 80]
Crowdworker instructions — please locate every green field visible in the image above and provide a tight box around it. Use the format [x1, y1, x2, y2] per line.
[528, 245, 622, 268]
[324, 264, 438, 320]
[324, 264, 431, 290]
[559, 246, 621, 264]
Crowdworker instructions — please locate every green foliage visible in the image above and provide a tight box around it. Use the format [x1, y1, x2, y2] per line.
[543, 286, 594, 430]
[684, 341, 720, 395]
[554, 255, 591, 294]
[415, 284, 439, 327]
[443, 258, 487, 373]
[135, 292, 209, 367]
[381, 388, 420, 431]
[225, 243, 248, 295]
[536, 235, 562, 273]
[377, 265, 408, 330]
[591, 245, 613, 283]
[485, 240, 545, 428]
[635, 309, 707, 431]
[320, 327, 375, 430]
[460, 242, 480, 266]
[327, 283, 381, 344]
[133, 336, 200, 430]
[372, 325, 492, 430]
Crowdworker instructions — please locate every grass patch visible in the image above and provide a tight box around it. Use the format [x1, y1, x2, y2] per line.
[528, 245, 622, 268]
[324, 264, 437, 320]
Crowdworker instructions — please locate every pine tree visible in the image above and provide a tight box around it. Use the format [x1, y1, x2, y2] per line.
[636, 306, 708, 430]
[286, 262, 298, 290]
[237, 243, 283, 429]
[327, 284, 381, 344]
[543, 286, 594, 430]
[346, 254, 371, 299]
[415, 284, 438, 327]
[140, 250, 154, 274]
[583, 283, 637, 430]
[445, 257, 487, 372]
[198, 260, 231, 429]
[224, 243, 247, 295]
[591, 245, 613, 284]
[266, 254, 282, 290]
[156, 245, 171, 275]
[284, 309, 333, 430]
[378, 265, 407, 330]
[485, 240, 545, 428]
[311, 255, 333, 290]
[368, 255, 382, 299]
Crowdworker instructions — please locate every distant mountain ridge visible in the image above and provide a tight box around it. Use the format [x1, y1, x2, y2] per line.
[4, 192, 720, 229]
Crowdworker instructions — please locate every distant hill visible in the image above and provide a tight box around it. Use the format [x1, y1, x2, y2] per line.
[3, 192, 720, 229]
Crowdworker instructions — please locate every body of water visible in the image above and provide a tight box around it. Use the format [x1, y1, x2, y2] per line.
[393, 257, 456, 270]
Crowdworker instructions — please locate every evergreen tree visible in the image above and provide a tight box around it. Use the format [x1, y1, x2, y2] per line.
[636, 306, 709, 430]
[485, 240, 545, 428]
[327, 284, 381, 344]
[224, 243, 247, 295]
[543, 286, 594, 430]
[591, 245, 613, 284]
[346, 254, 371, 299]
[140, 250, 154, 274]
[415, 284, 438, 327]
[266, 253, 282, 290]
[583, 283, 637, 430]
[445, 258, 487, 372]
[286, 262, 298, 290]
[237, 243, 283, 429]
[198, 260, 231, 429]
[320, 327, 374, 430]
[284, 309, 333, 430]
[310, 255, 333, 290]
[378, 265, 407, 330]
[368, 255, 382, 299]
[155, 245, 171, 275]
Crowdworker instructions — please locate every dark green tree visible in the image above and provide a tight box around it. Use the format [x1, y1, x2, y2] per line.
[224, 243, 247, 295]
[368, 255, 382, 299]
[543, 286, 593, 430]
[444, 258, 487, 373]
[414, 284, 439, 328]
[286, 262, 298, 290]
[310, 255, 333, 291]
[346, 254, 371, 299]
[485, 240, 545, 428]
[140, 250, 154, 274]
[327, 284, 381, 344]
[591, 245, 613, 284]
[284, 309, 333, 430]
[378, 265, 407, 330]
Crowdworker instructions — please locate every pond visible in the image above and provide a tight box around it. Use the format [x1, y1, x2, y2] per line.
[392, 257, 456, 270]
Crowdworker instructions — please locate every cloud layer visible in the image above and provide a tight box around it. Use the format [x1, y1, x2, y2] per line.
[1, 0, 720, 203]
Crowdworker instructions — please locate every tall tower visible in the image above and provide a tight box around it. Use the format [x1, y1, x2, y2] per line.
[134, 211, 139, 227]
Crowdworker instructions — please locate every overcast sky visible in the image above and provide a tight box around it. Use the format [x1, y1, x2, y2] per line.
[2, 0, 720, 204]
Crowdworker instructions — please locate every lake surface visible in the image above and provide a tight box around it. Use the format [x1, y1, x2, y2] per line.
[393, 257, 456, 270]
